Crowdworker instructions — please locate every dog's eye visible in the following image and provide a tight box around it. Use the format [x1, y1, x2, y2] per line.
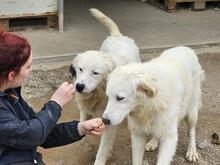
[116, 95, 124, 101]
[79, 68, 83, 72]
[93, 71, 99, 75]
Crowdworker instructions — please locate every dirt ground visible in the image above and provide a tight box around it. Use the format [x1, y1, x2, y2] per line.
[28, 52, 220, 165]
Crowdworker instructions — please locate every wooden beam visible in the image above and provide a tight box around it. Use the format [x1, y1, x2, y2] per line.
[58, 0, 64, 32]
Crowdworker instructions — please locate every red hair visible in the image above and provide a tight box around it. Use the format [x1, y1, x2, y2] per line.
[0, 30, 31, 87]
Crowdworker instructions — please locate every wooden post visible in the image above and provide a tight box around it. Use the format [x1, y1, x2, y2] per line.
[193, 0, 206, 10]
[164, 0, 176, 11]
[58, 0, 64, 32]
[0, 19, 9, 31]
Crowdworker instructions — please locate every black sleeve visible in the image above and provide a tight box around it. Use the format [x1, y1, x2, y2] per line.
[0, 101, 61, 149]
[41, 121, 85, 148]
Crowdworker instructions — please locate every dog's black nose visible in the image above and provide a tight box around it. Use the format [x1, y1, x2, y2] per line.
[102, 118, 110, 125]
[76, 83, 85, 92]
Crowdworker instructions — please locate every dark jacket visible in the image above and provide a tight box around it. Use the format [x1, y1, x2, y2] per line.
[0, 87, 84, 165]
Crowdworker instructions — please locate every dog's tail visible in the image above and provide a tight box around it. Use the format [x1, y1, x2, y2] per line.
[90, 8, 122, 36]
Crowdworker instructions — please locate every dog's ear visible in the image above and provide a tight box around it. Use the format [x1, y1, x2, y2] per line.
[137, 78, 157, 97]
[69, 65, 76, 78]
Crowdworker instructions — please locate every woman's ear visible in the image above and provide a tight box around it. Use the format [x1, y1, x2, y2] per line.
[7, 71, 16, 81]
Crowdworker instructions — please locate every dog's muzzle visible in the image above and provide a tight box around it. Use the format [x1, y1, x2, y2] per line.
[76, 83, 85, 93]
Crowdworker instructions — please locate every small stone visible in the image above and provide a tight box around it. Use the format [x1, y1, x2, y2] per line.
[109, 163, 117, 165]
[175, 156, 185, 163]
[143, 160, 149, 165]
[197, 141, 211, 150]
[198, 160, 209, 165]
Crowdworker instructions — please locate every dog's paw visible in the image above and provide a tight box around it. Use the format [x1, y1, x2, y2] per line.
[145, 138, 158, 151]
[186, 147, 199, 162]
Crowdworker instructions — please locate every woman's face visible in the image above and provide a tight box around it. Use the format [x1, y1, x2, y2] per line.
[12, 52, 32, 88]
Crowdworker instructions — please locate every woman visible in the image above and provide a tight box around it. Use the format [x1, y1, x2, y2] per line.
[0, 30, 105, 165]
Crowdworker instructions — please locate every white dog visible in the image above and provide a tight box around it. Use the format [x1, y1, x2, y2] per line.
[69, 8, 140, 165]
[102, 46, 205, 165]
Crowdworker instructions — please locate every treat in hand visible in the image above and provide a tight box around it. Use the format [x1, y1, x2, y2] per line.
[78, 118, 106, 136]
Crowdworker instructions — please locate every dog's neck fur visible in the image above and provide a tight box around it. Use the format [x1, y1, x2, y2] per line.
[129, 104, 156, 125]
[75, 83, 107, 112]
[128, 95, 166, 134]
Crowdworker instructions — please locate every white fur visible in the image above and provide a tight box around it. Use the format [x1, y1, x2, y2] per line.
[103, 46, 205, 165]
[71, 8, 140, 165]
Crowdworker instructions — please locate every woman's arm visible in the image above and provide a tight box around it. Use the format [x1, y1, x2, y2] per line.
[0, 101, 61, 149]
[41, 121, 84, 148]
[41, 118, 106, 148]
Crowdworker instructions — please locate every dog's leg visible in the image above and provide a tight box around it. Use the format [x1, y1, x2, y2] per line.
[185, 106, 199, 162]
[145, 137, 158, 151]
[79, 110, 96, 153]
[94, 126, 117, 165]
[185, 81, 200, 162]
[80, 110, 87, 121]
[186, 126, 198, 162]
[156, 126, 178, 165]
[80, 110, 92, 121]
[131, 133, 146, 165]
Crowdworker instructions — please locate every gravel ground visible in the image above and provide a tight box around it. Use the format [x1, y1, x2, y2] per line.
[26, 52, 220, 165]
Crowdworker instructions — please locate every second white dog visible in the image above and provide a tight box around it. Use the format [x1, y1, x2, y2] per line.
[102, 46, 205, 165]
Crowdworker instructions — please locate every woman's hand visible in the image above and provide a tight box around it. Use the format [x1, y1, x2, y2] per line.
[78, 118, 106, 136]
[50, 82, 75, 107]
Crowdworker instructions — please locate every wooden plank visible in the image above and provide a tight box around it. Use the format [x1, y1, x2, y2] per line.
[165, 0, 177, 11]
[0, 19, 9, 31]
[149, 0, 220, 12]
[193, 0, 206, 10]
[175, 0, 194, 2]
[0, 12, 58, 19]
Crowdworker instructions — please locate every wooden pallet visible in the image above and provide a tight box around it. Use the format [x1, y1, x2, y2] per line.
[0, 13, 58, 31]
[148, 0, 220, 12]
